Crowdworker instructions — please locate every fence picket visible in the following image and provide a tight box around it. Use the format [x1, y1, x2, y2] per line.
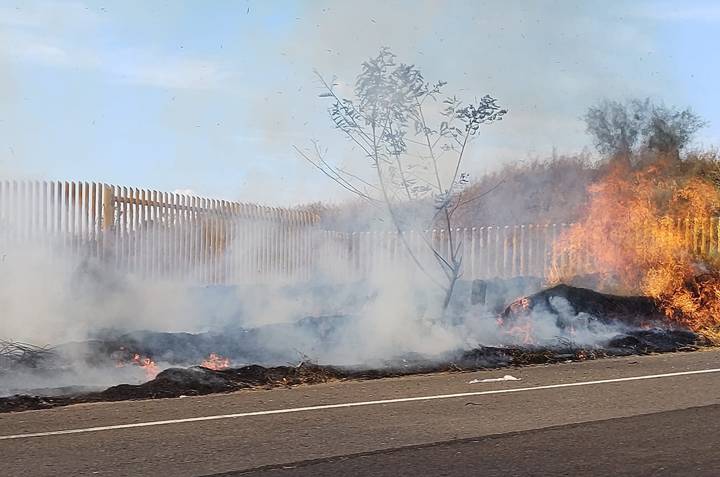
[8, 179, 720, 285]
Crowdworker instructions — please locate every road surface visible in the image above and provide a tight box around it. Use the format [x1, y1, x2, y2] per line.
[1, 349, 720, 476]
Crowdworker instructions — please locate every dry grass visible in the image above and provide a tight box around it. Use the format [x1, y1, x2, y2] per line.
[0, 341, 54, 371]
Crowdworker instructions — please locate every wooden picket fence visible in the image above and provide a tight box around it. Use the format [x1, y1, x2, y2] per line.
[2, 180, 720, 284]
[0, 181, 319, 283]
[323, 218, 720, 281]
[316, 225, 579, 281]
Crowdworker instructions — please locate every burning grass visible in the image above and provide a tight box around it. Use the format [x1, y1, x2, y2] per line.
[1, 279, 713, 415]
[0, 320, 706, 414]
[551, 159, 720, 343]
[201, 353, 231, 370]
[0, 362, 344, 413]
[113, 349, 161, 380]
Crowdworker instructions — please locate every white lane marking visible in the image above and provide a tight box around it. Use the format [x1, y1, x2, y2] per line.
[2, 367, 719, 441]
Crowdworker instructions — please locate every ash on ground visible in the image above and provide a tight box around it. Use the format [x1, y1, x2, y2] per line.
[0, 284, 708, 413]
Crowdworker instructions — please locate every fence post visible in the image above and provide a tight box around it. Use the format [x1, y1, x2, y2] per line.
[100, 184, 115, 261]
[101, 185, 114, 232]
[470, 227, 476, 280]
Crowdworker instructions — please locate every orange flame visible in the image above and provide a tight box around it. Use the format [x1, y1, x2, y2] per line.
[501, 297, 536, 344]
[131, 353, 159, 380]
[552, 161, 720, 342]
[506, 317, 535, 345]
[201, 353, 231, 370]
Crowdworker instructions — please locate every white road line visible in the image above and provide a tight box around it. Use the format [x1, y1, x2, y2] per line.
[2, 367, 719, 441]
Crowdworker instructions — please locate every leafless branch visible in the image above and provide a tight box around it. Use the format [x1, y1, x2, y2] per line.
[294, 146, 378, 203]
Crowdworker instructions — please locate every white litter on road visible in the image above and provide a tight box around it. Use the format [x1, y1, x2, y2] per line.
[468, 375, 521, 384]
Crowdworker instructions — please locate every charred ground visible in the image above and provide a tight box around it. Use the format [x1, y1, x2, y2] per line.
[0, 284, 708, 414]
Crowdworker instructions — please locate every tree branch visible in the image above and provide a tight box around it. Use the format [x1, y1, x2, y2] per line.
[294, 145, 378, 203]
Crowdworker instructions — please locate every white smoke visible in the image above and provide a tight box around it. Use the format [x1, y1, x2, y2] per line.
[0, 210, 643, 398]
[0, 1, 688, 397]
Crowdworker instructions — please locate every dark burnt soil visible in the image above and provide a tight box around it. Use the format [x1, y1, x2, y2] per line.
[0, 328, 705, 414]
[1, 284, 708, 414]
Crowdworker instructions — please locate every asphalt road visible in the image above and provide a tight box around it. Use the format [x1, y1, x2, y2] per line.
[1, 350, 720, 476]
[224, 404, 720, 476]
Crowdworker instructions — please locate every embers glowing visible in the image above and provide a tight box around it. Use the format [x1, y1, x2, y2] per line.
[115, 349, 159, 380]
[201, 353, 231, 370]
[132, 354, 159, 379]
[502, 297, 536, 344]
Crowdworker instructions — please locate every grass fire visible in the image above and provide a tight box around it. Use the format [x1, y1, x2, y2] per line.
[2, 48, 719, 411]
[551, 158, 720, 342]
[0, 3, 720, 430]
[3, 4, 720, 475]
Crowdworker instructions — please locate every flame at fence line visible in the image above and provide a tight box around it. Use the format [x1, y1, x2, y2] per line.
[4, 176, 720, 350]
[5, 179, 720, 288]
[3, 172, 720, 397]
[0, 179, 591, 285]
[550, 162, 720, 342]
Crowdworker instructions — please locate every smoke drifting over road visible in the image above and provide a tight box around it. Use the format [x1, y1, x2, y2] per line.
[0, 207, 690, 398]
[0, 2, 713, 400]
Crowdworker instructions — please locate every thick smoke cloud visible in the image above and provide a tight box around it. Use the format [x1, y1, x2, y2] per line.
[0, 213, 645, 397]
[0, 1, 698, 396]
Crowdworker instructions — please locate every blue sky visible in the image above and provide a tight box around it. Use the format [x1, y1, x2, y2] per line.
[1, 0, 719, 205]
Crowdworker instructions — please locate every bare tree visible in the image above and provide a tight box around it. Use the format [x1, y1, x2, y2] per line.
[296, 48, 506, 310]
